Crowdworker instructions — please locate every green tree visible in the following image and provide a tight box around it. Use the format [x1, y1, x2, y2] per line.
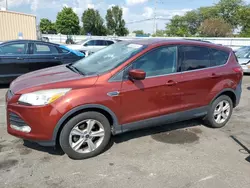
[82, 8, 107, 36]
[199, 18, 232, 37]
[152, 30, 166, 37]
[55, 7, 80, 35]
[133, 30, 144, 35]
[216, 0, 244, 28]
[184, 10, 202, 36]
[39, 18, 57, 34]
[238, 7, 250, 36]
[165, 15, 190, 37]
[198, 6, 220, 20]
[105, 6, 129, 36]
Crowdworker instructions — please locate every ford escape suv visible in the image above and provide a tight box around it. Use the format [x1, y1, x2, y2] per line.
[6, 39, 243, 160]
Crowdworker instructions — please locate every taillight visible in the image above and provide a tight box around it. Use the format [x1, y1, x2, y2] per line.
[233, 67, 243, 76]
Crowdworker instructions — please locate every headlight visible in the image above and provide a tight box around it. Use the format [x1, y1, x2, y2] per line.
[18, 88, 71, 106]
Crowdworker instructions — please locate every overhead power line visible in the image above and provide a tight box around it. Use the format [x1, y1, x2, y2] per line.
[126, 17, 171, 24]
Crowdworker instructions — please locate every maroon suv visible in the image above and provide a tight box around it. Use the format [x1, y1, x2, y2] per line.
[6, 39, 243, 159]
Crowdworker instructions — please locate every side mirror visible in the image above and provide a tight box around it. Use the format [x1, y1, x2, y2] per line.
[129, 69, 146, 80]
[84, 43, 88, 47]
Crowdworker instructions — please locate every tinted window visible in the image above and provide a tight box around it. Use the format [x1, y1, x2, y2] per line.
[95, 40, 106, 46]
[34, 44, 58, 54]
[106, 41, 114, 45]
[133, 46, 177, 77]
[179, 46, 210, 72]
[210, 49, 229, 66]
[84, 40, 95, 46]
[0, 43, 26, 55]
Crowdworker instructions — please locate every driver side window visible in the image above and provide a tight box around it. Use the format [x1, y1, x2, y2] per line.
[132, 46, 177, 78]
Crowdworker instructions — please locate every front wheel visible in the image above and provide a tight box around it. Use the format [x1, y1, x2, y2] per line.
[204, 95, 233, 128]
[59, 112, 111, 160]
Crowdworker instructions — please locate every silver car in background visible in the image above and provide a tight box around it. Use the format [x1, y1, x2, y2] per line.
[235, 46, 250, 73]
[66, 38, 117, 56]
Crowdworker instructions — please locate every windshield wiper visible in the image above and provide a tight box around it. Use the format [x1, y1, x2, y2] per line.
[66, 64, 85, 75]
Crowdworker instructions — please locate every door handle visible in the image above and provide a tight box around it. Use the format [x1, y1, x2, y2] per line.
[166, 80, 177, 86]
[54, 57, 61, 60]
[16, 57, 24, 60]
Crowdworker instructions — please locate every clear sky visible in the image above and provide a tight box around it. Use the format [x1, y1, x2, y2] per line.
[0, 0, 243, 33]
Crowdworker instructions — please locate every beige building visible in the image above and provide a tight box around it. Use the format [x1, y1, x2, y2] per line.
[0, 10, 37, 41]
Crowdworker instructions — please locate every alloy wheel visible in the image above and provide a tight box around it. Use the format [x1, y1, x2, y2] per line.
[69, 119, 105, 153]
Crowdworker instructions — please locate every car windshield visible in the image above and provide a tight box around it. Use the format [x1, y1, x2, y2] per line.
[235, 46, 250, 58]
[72, 42, 147, 75]
[76, 39, 88, 45]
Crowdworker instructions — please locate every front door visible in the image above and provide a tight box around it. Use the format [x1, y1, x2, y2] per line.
[28, 42, 62, 72]
[0, 42, 29, 81]
[120, 46, 183, 125]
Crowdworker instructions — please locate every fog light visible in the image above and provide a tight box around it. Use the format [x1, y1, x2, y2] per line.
[10, 124, 31, 133]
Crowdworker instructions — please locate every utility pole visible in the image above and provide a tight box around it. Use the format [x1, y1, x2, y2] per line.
[5, 0, 7, 10]
[153, 0, 157, 34]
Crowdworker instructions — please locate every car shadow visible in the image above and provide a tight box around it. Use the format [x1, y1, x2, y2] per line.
[23, 140, 65, 156]
[22, 119, 203, 157]
[247, 87, 250, 90]
[112, 119, 202, 144]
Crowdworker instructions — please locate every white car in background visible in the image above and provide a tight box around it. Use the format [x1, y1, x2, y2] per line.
[235, 46, 250, 73]
[66, 38, 117, 56]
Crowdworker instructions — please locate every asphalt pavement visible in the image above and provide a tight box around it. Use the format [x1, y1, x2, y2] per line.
[0, 78, 250, 188]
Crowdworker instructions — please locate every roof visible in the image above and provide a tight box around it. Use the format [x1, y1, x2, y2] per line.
[125, 38, 232, 51]
[0, 40, 59, 46]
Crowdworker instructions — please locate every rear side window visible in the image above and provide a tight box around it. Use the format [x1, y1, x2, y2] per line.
[95, 40, 107, 46]
[210, 49, 229, 66]
[179, 46, 210, 72]
[60, 48, 69, 53]
[34, 44, 58, 54]
[106, 40, 114, 45]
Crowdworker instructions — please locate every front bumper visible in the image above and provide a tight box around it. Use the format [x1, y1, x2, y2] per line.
[6, 91, 63, 147]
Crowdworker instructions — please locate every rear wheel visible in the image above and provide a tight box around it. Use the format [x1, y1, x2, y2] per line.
[59, 112, 111, 160]
[204, 95, 233, 128]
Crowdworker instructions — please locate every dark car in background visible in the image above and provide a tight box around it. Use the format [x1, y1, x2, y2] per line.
[0, 40, 84, 84]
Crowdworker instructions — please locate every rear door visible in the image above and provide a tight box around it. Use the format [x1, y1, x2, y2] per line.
[178, 45, 229, 110]
[29, 42, 62, 72]
[0, 42, 29, 80]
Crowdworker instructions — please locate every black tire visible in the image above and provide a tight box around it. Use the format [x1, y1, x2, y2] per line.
[204, 95, 233, 128]
[59, 112, 111, 160]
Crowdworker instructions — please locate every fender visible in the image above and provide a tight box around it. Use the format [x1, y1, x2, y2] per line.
[210, 80, 242, 107]
[52, 104, 121, 142]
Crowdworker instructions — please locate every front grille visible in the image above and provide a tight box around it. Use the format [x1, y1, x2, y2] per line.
[9, 113, 28, 127]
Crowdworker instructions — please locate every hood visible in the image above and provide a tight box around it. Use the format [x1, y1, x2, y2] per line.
[238, 58, 250, 65]
[10, 65, 98, 94]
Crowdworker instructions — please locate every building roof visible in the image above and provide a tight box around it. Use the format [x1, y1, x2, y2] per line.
[0, 10, 36, 17]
